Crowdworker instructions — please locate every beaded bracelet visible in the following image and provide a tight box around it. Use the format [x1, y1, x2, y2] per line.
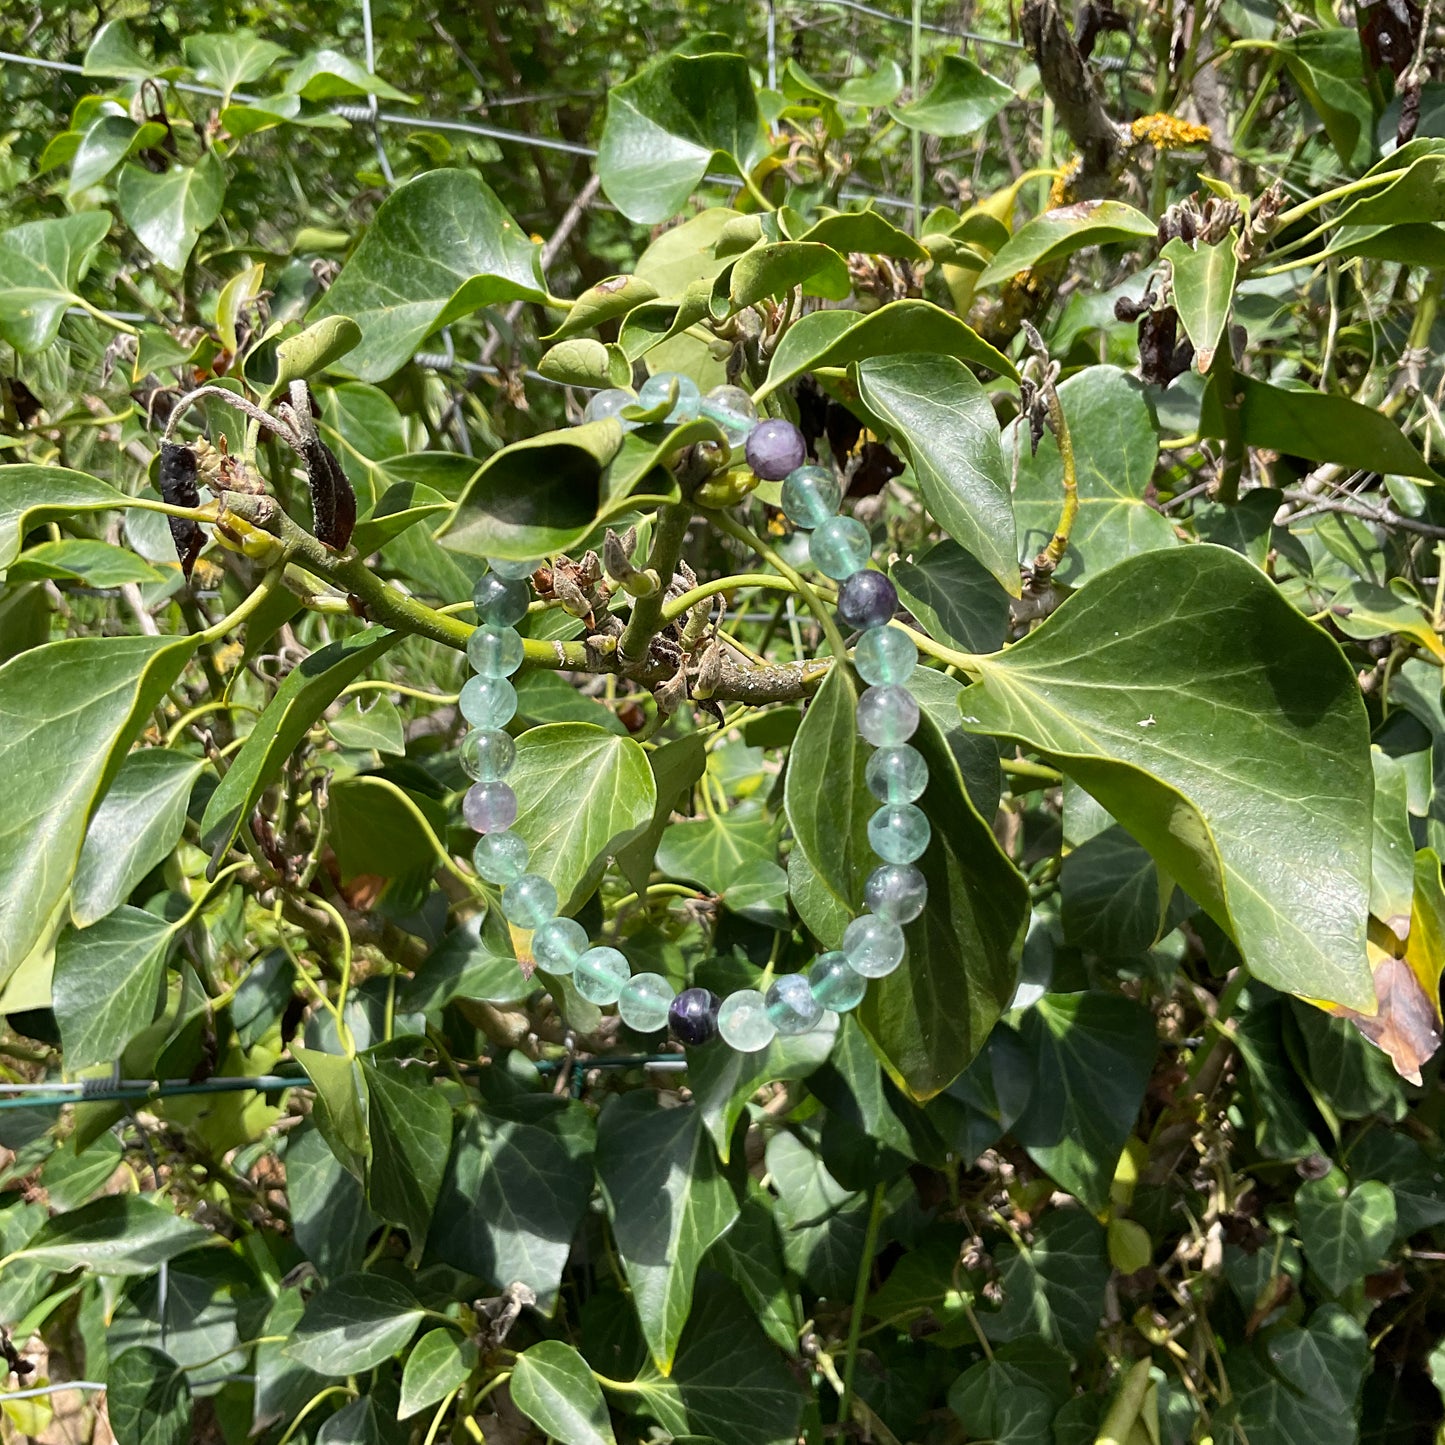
[454, 374, 932, 1054]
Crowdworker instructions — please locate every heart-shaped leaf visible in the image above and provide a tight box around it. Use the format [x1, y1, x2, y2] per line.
[888, 55, 1012, 136]
[182, 29, 291, 97]
[512, 1341, 616, 1445]
[1295, 1177, 1396, 1294]
[69, 114, 166, 196]
[106, 1347, 191, 1445]
[287, 1274, 425, 1375]
[118, 152, 227, 271]
[0, 213, 113, 353]
[283, 48, 416, 102]
[399, 1328, 476, 1419]
[890, 540, 1010, 654]
[976, 200, 1156, 288]
[1163, 235, 1237, 370]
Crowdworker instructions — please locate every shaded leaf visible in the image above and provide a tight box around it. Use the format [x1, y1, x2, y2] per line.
[287, 1274, 424, 1375]
[15, 1196, 209, 1275]
[106, 1347, 190, 1445]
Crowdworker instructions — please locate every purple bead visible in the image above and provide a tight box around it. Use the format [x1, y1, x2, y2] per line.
[463, 780, 517, 833]
[837, 570, 898, 630]
[745, 419, 807, 481]
[668, 987, 720, 1046]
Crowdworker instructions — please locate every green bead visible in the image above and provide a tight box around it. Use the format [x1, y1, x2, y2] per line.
[764, 973, 824, 1035]
[460, 676, 517, 730]
[866, 745, 928, 804]
[843, 914, 906, 979]
[618, 972, 675, 1031]
[717, 990, 777, 1052]
[701, 385, 758, 445]
[574, 946, 630, 1005]
[809, 951, 866, 1012]
[468, 625, 525, 679]
[868, 803, 931, 864]
[856, 685, 919, 746]
[472, 830, 529, 885]
[854, 626, 917, 686]
[501, 873, 558, 929]
[781, 465, 842, 529]
[472, 573, 529, 627]
[460, 728, 516, 782]
[864, 863, 928, 923]
[486, 557, 541, 581]
[808, 515, 871, 580]
[533, 917, 587, 975]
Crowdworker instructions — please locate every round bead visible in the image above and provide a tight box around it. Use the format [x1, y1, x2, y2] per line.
[532, 916, 588, 975]
[639, 371, 701, 422]
[864, 863, 928, 924]
[459, 676, 518, 730]
[472, 830, 529, 885]
[764, 972, 825, 1035]
[843, 915, 906, 979]
[701, 385, 758, 444]
[856, 685, 920, 746]
[468, 625, 525, 679]
[809, 951, 866, 1013]
[618, 972, 676, 1032]
[780, 465, 842, 530]
[837, 570, 899, 631]
[472, 573, 529, 627]
[463, 780, 517, 834]
[717, 990, 777, 1052]
[485, 557, 541, 581]
[501, 874, 558, 930]
[583, 387, 635, 423]
[745, 418, 808, 481]
[809, 515, 872, 580]
[460, 728, 516, 782]
[868, 803, 932, 864]
[574, 946, 631, 1005]
[854, 626, 918, 686]
[668, 987, 721, 1047]
[866, 744, 928, 804]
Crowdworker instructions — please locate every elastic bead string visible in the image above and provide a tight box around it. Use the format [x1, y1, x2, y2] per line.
[457, 374, 930, 1054]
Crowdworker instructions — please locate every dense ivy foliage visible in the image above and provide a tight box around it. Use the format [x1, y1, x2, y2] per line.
[3, 2, 1445, 1443]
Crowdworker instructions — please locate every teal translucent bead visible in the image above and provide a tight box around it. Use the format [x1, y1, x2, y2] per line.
[809, 515, 871, 580]
[856, 685, 919, 746]
[717, 990, 777, 1052]
[780, 465, 842, 529]
[765, 973, 824, 1035]
[854, 626, 918, 686]
[639, 371, 701, 422]
[533, 916, 588, 975]
[485, 557, 541, 581]
[864, 863, 928, 923]
[472, 573, 529, 627]
[809, 950, 866, 1012]
[868, 803, 932, 864]
[866, 744, 928, 804]
[618, 972, 676, 1031]
[460, 728, 515, 782]
[584, 387, 635, 423]
[574, 946, 630, 1005]
[701, 384, 758, 445]
[468, 625, 525, 679]
[472, 830, 529, 885]
[843, 914, 906, 979]
[460, 676, 517, 730]
[501, 874, 558, 930]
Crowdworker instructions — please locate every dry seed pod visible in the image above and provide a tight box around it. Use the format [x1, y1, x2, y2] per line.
[159, 441, 204, 579]
[302, 435, 356, 551]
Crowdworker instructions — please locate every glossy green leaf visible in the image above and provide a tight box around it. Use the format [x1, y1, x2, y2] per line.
[118, 152, 226, 271]
[976, 200, 1156, 288]
[789, 209, 926, 262]
[310, 169, 546, 380]
[14, 1195, 209, 1275]
[617, 734, 709, 896]
[1231, 1306, 1368, 1445]
[858, 351, 1019, 597]
[1267, 30, 1373, 171]
[10, 539, 165, 588]
[1163, 235, 1237, 370]
[598, 52, 769, 223]
[512, 1340, 617, 1445]
[0, 465, 127, 570]
[1369, 749, 1415, 936]
[0, 212, 113, 353]
[359, 1056, 452, 1248]
[0, 634, 195, 986]
[715, 242, 850, 316]
[293, 1046, 370, 1180]
[888, 55, 1012, 136]
[283, 48, 416, 102]
[182, 29, 291, 96]
[106, 1346, 191, 1445]
[69, 115, 165, 196]
[960, 545, 1375, 1012]
[982, 1208, 1109, 1357]
[399, 1328, 476, 1419]
[272, 315, 363, 390]
[82, 20, 159, 78]
[287, 1274, 425, 1375]
[890, 540, 1010, 654]
[545, 274, 659, 342]
[765, 1129, 869, 1296]
[596, 1092, 739, 1370]
[1295, 1177, 1396, 1295]
[328, 697, 406, 755]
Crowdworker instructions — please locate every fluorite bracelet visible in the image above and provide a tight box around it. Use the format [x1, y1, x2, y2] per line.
[455, 375, 931, 1054]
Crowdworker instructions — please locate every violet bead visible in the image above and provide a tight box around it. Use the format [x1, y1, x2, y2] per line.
[837, 570, 898, 631]
[745, 419, 807, 481]
[668, 986, 720, 1046]
[463, 780, 517, 834]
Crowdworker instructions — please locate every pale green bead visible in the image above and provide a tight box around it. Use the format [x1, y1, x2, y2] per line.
[854, 626, 918, 686]
[809, 515, 871, 579]
[701, 385, 758, 445]
[460, 676, 518, 729]
[843, 914, 906, 979]
[765, 973, 824, 1035]
[868, 803, 932, 864]
[460, 728, 516, 782]
[717, 990, 777, 1052]
[472, 573, 529, 627]
[619, 972, 675, 1031]
[502, 873, 558, 929]
[574, 946, 630, 1005]
[486, 556, 541, 581]
[809, 951, 866, 1012]
[584, 388, 635, 423]
[856, 685, 919, 746]
[781, 465, 842, 529]
[639, 371, 701, 421]
[468, 625, 525, 679]
[864, 863, 928, 923]
[533, 916, 587, 975]
[866, 744, 929, 804]
[472, 830, 529, 885]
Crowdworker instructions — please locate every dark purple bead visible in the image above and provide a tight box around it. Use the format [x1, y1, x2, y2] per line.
[837, 569, 899, 630]
[745, 419, 807, 481]
[668, 987, 720, 1046]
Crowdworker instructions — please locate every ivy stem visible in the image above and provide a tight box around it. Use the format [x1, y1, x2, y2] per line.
[311, 895, 356, 1047]
[1033, 374, 1079, 576]
[195, 567, 285, 646]
[661, 571, 817, 623]
[618, 501, 693, 668]
[840, 1181, 888, 1421]
[73, 296, 138, 336]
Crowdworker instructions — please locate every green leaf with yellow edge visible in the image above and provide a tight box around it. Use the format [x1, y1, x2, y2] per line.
[1328, 579, 1445, 662]
[975, 200, 1156, 288]
[959, 545, 1375, 1012]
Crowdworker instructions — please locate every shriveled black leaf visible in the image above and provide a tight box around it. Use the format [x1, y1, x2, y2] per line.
[158, 441, 203, 578]
[303, 435, 356, 551]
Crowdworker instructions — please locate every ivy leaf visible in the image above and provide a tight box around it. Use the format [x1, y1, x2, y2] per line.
[512, 1341, 617, 1445]
[0, 212, 113, 353]
[976, 200, 1157, 288]
[69, 114, 167, 196]
[106, 1347, 191, 1445]
[703, 1186, 801, 1353]
[358, 1057, 452, 1251]
[1295, 1177, 1396, 1295]
[399, 1328, 476, 1419]
[9, 538, 165, 587]
[328, 697, 406, 755]
[1230, 1306, 1368, 1445]
[399, 916, 529, 1015]
[890, 539, 1010, 655]
[0, 634, 195, 987]
[1265, 30, 1373, 171]
[14, 1196, 209, 1275]
[1012, 993, 1158, 1212]
[598, 52, 769, 223]
[0, 465, 127, 569]
[960, 545, 1375, 1012]
[1163, 235, 1237, 370]
[617, 734, 709, 896]
[284, 48, 417, 102]
[182, 30, 291, 97]
[1059, 825, 1178, 957]
[949, 1339, 1074, 1442]
[309, 169, 546, 381]
[765, 1130, 869, 1296]
[888, 55, 1012, 136]
[857, 353, 1019, 596]
[82, 20, 164, 78]
[286, 1124, 380, 1278]
[596, 1092, 739, 1371]
[287, 1274, 425, 1375]
[118, 152, 227, 271]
